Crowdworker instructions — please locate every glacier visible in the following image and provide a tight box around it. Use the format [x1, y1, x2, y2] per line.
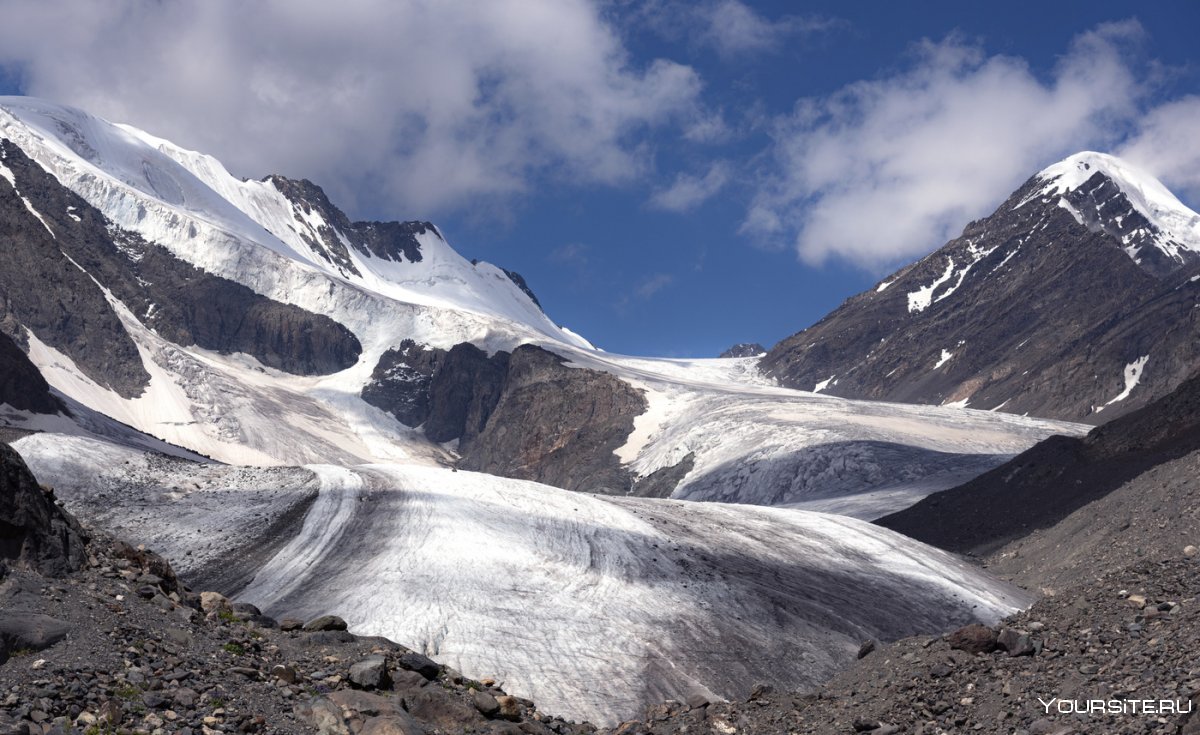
[0, 97, 1090, 725]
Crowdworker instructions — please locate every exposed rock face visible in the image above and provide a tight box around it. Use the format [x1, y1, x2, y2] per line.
[360, 339, 445, 427]
[719, 343, 765, 358]
[0, 443, 86, 576]
[424, 343, 509, 445]
[266, 174, 431, 265]
[0, 330, 62, 414]
[362, 342, 646, 492]
[499, 268, 542, 310]
[761, 160, 1200, 423]
[0, 140, 362, 397]
[461, 345, 647, 493]
[0, 139, 149, 397]
[878, 369, 1200, 557]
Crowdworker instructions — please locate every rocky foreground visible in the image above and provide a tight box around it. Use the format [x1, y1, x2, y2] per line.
[0, 443, 594, 735]
[608, 552, 1200, 735]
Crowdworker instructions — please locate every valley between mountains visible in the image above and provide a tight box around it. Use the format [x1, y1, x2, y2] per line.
[2, 96, 1200, 735]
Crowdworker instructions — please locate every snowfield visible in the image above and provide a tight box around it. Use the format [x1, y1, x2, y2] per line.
[14, 433, 1032, 726]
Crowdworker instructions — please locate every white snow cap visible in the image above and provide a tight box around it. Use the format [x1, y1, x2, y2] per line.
[1034, 151, 1200, 257]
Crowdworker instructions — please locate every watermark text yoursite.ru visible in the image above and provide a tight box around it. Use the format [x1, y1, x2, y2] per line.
[1039, 698, 1193, 716]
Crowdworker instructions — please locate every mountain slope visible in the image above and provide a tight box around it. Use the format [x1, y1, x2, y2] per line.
[762, 152, 1200, 423]
[0, 97, 1078, 517]
[876, 368, 1200, 557]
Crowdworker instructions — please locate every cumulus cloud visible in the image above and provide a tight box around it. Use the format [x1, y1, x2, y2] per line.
[649, 161, 731, 212]
[743, 21, 1150, 267]
[1117, 96, 1200, 202]
[0, 0, 702, 218]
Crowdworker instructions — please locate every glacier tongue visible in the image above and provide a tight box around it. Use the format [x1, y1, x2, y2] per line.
[13, 433, 1031, 727]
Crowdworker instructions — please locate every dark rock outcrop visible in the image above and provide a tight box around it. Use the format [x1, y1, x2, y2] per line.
[0, 330, 63, 414]
[719, 343, 765, 358]
[761, 157, 1200, 423]
[460, 345, 647, 493]
[0, 443, 86, 576]
[360, 340, 446, 428]
[363, 341, 647, 493]
[0, 140, 361, 398]
[499, 267, 542, 310]
[424, 343, 509, 445]
[266, 174, 431, 265]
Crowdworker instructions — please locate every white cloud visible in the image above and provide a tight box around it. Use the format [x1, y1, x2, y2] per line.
[1117, 96, 1200, 202]
[0, 0, 702, 218]
[649, 161, 730, 212]
[743, 22, 1149, 267]
[702, 0, 835, 57]
[635, 0, 835, 59]
[636, 273, 675, 299]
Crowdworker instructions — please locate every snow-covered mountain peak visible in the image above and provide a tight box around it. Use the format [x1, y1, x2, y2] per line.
[0, 96, 588, 351]
[1030, 151, 1200, 271]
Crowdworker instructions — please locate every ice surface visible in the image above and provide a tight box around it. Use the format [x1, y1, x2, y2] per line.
[14, 434, 1032, 726]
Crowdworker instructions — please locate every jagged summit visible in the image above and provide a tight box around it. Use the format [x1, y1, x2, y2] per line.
[1023, 151, 1200, 276]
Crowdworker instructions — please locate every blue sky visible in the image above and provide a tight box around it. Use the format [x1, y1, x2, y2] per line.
[2, 1, 1199, 356]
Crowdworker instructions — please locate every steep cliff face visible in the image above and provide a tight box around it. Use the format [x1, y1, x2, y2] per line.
[460, 345, 647, 493]
[0, 138, 362, 398]
[0, 443, 86, 576]
[761, 153, 1200, 423]
[362, 343, 645, 492]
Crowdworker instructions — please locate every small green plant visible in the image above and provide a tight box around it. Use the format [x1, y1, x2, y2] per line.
[222, 642, 245, 655]
[113, 684, 141, 701]
[8, 648, 34, 658]
[208, 696, 226, 708]
[217, 609, 237, 623]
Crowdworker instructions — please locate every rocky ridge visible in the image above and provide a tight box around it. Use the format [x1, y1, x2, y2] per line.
[0, 139, 362, 398]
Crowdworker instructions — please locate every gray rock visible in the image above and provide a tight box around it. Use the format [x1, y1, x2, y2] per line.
[473, 691, 501, 717]
[349, 655, 392, 691]
[0, 444, 87, 576]
[303, 614, 349, 632]
[0, 613, 71, 661]
[397, 651, 440, 680]
[997, 627, 1036, 657]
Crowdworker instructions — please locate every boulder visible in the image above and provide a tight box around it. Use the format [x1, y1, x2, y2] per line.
[349, 655, 392, 691]
[997, 627, 1036, 657]
[397, 651, 440, 680]
[303, 614, 349, 632]
[473, 691, 500, 717]
[946, 624, 998, 654]
[0, 613, 71, 663]
[199, 591, 232, 615]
